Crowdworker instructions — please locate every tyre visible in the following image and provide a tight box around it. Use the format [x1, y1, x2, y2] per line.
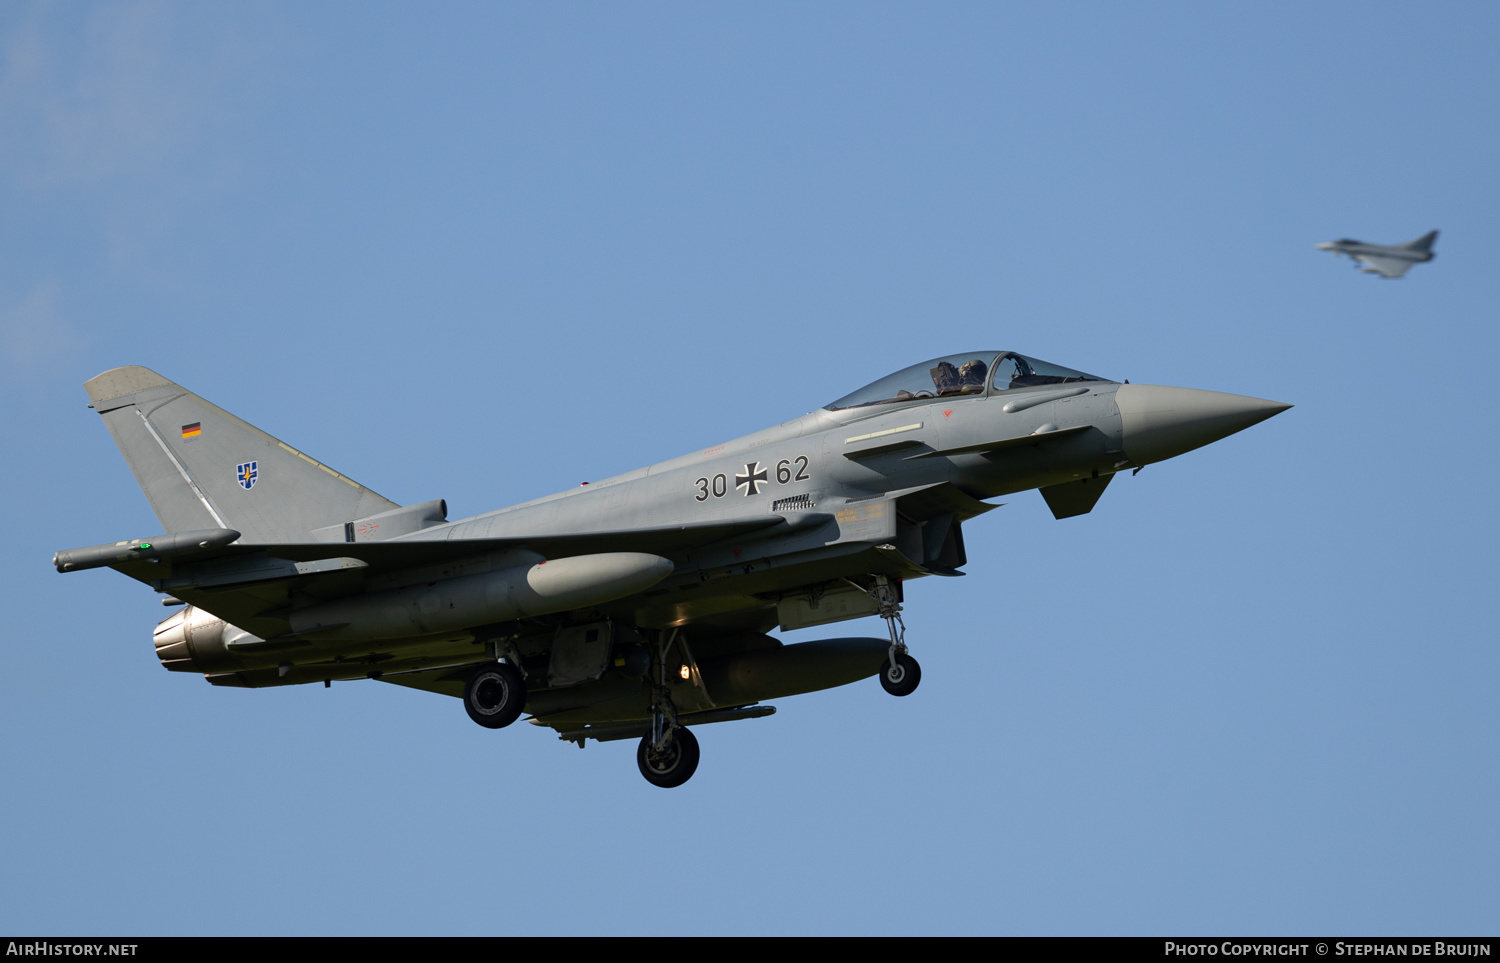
[636, 727, 701, 788]
[879, 653, 921, 697]
[463, 662, 527, 729]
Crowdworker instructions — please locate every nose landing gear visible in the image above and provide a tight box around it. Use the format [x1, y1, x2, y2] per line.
[880, 652, 921, 697]
[869, 575, 921, 697]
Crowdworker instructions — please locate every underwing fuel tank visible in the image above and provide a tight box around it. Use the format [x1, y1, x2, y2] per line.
[697, 637, 890, 704]
[526, 636, 893, 725]
[289, 552, 675, 641]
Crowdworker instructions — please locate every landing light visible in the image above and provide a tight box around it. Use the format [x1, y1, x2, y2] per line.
[679, 664, 691, 681]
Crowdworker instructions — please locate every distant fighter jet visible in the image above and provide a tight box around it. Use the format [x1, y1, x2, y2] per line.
[57, 354, 1290, 787]
[1316, 230, 1438, 278]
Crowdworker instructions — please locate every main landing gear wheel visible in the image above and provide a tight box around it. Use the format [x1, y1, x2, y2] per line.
[880, 653, 921, 697]
[637, 727, 700, 788]
[463, 662, 526, 729]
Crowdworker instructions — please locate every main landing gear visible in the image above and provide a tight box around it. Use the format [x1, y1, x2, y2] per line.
[870, 575, 921, 698]
[637, 726, 700, 788]
[634, 627, 704, 788]
[464, 661, 526, 729]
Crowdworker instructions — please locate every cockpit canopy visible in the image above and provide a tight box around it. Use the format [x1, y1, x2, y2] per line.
[825, 351, 1110, 411]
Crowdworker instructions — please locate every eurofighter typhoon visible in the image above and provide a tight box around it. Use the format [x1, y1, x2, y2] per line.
[56, 355, 1290, 787]
[1316, 230, 1439, 278]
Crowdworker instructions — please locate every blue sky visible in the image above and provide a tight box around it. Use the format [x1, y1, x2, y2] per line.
[3, 2, 1497, 935]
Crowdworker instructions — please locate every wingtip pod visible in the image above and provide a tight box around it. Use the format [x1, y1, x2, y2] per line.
[53, 528, 241, 573]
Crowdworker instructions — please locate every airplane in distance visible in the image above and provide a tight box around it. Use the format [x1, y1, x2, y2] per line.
[56, 354, 1290, 787]
[1316, 230, 1439, 278]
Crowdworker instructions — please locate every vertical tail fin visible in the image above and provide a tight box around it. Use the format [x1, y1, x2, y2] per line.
[84, 366, 399, 543]
[1402, 230, 1439, 252]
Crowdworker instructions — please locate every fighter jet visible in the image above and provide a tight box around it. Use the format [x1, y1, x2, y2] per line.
[1316, 230, 1438, 278]
[56, 354, 1290, 787]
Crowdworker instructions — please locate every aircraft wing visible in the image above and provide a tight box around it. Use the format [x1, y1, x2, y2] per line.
[1353, 254, 1413, 278]
[60, 516, 786, 640]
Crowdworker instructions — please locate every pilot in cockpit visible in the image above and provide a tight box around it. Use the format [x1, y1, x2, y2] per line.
[930, 358, 989, 396]
[930, 361, 961, 395]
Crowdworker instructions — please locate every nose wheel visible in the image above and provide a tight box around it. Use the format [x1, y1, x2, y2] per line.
[880, 652, 921, 697]
[637, 726, 700, 788]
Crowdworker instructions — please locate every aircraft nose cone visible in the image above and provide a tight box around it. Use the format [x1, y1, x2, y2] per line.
[1116, 384, 1291, 466]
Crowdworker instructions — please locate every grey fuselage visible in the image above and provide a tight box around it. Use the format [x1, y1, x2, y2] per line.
[62, 354, 1290, 731]
[453, 384, 1120, 552]
[1319, 240, 1433, 262]
[1315, 231, 1438, 278]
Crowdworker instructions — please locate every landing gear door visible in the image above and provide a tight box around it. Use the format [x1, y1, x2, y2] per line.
[548, 622, 614, 688]
[777, 583, 883, 631]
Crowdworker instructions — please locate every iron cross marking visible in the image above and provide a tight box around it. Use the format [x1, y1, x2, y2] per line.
[735, 461, 768, 496]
